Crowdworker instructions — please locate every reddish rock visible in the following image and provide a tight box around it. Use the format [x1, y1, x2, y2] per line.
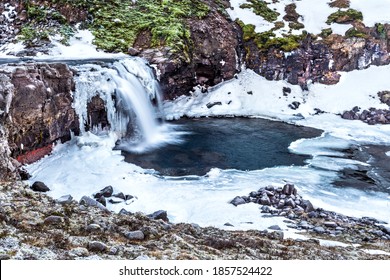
[5, 63, 79, 160]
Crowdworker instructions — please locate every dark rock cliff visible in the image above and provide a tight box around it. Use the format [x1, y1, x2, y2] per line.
[0, 63, 79, 167]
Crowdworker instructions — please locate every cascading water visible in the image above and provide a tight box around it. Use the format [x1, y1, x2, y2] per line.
[72, 57, 183, 152]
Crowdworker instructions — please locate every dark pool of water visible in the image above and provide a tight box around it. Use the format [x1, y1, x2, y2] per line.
[122, 118, 322, 176]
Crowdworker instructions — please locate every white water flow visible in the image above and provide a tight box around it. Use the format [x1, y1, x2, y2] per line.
[73, 57, 181, 152]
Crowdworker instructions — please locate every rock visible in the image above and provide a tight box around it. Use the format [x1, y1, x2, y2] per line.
[109, 247, 119, 255]
[113, 192, 126, 200]
[88, 241, 107, 252]
[302, 200, 315, 213]
[128, 47, 140, 56]
[125, 230, 145, 241]
[277, 199, 285, 209]
[381, 226, 390, 235]
[308, 211, 319, 218]
[94, 186, 114, 199]
[86, 224, 102, 232]
[282, 87, 292, 95]
[314, 226, 326, 234]
[206, 101, 222, 109]
[108, 198, 122, 204]
[324, 221, 338, 228]
[31, 181, 50, 192]
[285, 198, 296, 208]
[298, 221, 312, 230]
[119, 208, 132, 215]
[4, 63, 79, 162]
[230, 196, 246, 206]
[224, 223, 234, 227]
[69, 247, 89, 257]
[56, 195, 73, 205]
[289, 101, 301, 110]
[79, 196, 110, 213]
[282, 184, 297, 195]
[0, 254, 11, 260]
[268, 225, 282, 231]
[147, 210, 169, 222]
[44, 215, 64, 225]
[258, 194, 271, 205]
[96, 196, 106, 207]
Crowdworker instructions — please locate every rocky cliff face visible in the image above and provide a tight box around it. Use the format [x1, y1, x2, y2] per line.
[135, 1, 242, 99]
[0, 63, 79, 167]
[243, 25, 390, 89]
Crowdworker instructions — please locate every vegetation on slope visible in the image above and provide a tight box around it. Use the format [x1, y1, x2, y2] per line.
[20, 0, 210, 53]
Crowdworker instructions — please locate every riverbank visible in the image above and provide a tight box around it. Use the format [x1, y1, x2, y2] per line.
[1, 180, 389, 260]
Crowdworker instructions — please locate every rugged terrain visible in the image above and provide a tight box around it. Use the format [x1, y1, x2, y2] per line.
[1, 181, 389, 260]
[1, 0, 390, 260]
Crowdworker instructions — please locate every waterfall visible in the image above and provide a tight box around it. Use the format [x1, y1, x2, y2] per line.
[72, 57, 181, 152]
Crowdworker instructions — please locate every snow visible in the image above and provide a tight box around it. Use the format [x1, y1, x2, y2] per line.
[164, 65, 390, 120]
[226, 0, 390, 38]
[350, 0, 390, 26]
[42, 29, 127, 60]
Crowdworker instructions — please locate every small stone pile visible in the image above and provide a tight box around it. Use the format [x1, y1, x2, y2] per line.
[92, 185, 135, 207]
[230, 184, 314, 219]
[341, 106, 390, 125]
[230, 183, 390, 242]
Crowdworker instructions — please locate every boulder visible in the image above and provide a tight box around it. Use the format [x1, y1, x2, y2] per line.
[31, 181, 50, 192]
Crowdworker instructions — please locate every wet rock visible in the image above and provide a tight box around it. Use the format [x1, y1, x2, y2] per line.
[147, 210, 169, 222]
[125, 230, 145, 241]
[88, 241, 107, 252]
[94, 186, 113, 199]
[282, 184, 297, 195]
[56, 195, 73, 205]
[230, 196, 246, 206]
[31, 181, 50, 192]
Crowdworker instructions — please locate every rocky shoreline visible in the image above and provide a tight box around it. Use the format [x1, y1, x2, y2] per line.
[231, 184, 390, 245]
[0, 180, 389, 260]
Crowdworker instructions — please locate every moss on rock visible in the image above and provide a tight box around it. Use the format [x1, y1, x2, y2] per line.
[239, 0, 280, 22]
[326, 9, 363, 25]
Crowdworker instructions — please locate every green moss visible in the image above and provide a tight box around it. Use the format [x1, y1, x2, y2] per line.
[326, 9, 363, 25]
[345, 27, 368, 38]
[50, 0, 209, 53]
[240, 0, 280, 22]
[320, 28, 333, 38]
[288, 22, 304, 30]
[273, 21, 285, 30]
[237, 19, 302, 52]
[20, 25, 50, 46]
[375, 23, 386, 39]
